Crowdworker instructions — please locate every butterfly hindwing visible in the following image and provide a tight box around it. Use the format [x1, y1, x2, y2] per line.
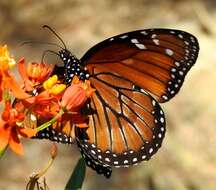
[75, 73, 166, 167]
[76, 138, 112, 178]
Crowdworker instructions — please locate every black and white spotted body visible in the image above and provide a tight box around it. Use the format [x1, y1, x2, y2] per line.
[59, 49, 90, 83]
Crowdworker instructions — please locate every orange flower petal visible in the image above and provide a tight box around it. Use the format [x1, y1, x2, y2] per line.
[18, 58, 28, 80]
[0, 123, 10, 151]
[8, 128, 23, 156]
[4, 76, 30, 99]
[23, 96, 36, 105]
[24, 91, 55, 106]
[72, 75, 80, 84]
[18, 58, 35, 91]
[36, 91, 57, 104]
[38, 64, 54, 82]
[14, 101, 25, 112]
[27, 61, 54, 83]
[0, 74, 2, 102]
[18, 127, 37, 138]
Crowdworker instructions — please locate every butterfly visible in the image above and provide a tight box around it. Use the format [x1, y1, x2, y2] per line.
[33, 25, 199, 178]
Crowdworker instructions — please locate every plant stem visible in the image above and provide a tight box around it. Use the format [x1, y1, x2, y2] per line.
[36, 109, 64, 132]
[0, 146, 8, 159]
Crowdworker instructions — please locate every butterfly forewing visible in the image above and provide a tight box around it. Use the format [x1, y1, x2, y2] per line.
[82, 28, 199, 102]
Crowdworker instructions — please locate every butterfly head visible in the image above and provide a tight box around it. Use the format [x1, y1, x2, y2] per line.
[59, 49, 90, 84]
[41, 25, 89, 84]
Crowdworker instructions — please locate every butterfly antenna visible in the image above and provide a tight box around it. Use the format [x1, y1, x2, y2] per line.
[21, 41, 64, 49]
[43, 25, 67, 49]
[41, 50, 59, 63]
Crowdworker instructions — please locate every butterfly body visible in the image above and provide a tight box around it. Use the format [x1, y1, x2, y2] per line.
[59, 49, 90, 83]
[34, 28, 199, 178]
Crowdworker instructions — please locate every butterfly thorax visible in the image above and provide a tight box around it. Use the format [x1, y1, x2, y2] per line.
[59, 49, 90, 83]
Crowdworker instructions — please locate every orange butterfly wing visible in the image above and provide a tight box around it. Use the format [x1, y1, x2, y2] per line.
[82, 29, 199, 102]
[76, 72, 166, 167]
[76, 29, 199, 168]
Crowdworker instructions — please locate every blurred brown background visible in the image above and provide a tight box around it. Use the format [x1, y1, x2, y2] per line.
[0, 0, 216, 189]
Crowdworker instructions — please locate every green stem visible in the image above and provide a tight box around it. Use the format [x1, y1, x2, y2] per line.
[27, 150, 56, 190]
[37, 156, 55, 178]
[0, 145, 8, 159]
[36, 109, 64, 132]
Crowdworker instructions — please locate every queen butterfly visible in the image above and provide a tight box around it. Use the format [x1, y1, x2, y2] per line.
[33, 26, 199, 178]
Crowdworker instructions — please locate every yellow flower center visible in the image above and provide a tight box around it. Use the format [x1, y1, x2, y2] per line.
[50, 84, 66, 95]
[43, 75, 66, 95]
[43, 75, 58, 90]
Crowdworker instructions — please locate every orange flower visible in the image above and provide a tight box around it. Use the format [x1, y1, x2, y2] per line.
[18, 58, 54, 91]
[32, 103, 60, 119]
[0, 45, 30, 101]
[61, 76, 95, 112]
[0, 45, 16, 69]
[0, 101, 37, 155]
[23, 75, 66, 119]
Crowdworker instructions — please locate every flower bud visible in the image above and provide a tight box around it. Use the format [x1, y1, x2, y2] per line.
[61, 84, 87, 111]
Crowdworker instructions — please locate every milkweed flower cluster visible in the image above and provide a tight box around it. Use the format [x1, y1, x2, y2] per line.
[0, 45, 95, 156]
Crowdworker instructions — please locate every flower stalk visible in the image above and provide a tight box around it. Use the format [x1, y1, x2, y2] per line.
[36, 109, 64, 132]
[26, 144, 57, 190]
[0, 145, 7, 159]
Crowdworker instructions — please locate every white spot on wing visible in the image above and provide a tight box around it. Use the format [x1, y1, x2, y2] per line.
[175, 62, 180, 67]
[179, 71, 184, 75]
[91, 150, 96, 155]
[109, 38, 114, 41]
[162, 95, 168, 100]
[149, 148, 153, 154]
[160, 117, 164, 123]
[142, 155, 147, 159]
[135, 43, 146, 49]
[141, 31, 148, 35]
[171, 68, 176, 72]
[105, 158, 110, 162]
[132, 158, 138, 162]
[131, 39, 139, 43]
[184, 41, 189, 45]
[153, 39, 160, 45]
[151, 34, 157, 38]
[120, 35, 128, 39]
[165, 49, 174, 56]
[178, 34, 183, 38]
